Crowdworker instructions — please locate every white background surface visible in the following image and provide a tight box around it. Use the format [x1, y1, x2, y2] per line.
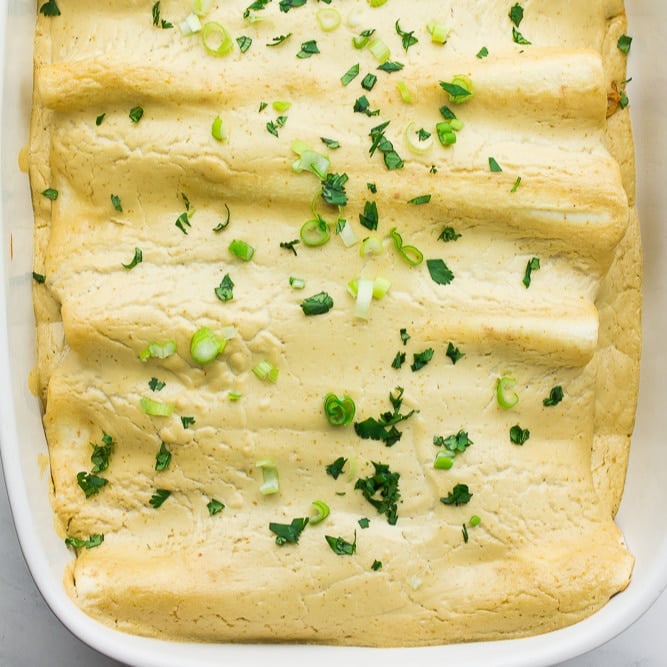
[1, 455, 666, 667]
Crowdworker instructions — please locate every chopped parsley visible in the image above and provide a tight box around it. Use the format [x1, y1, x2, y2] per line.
[400, 328, 411, 345]
[476, 46, 489, 58]
[617, 34, 632, 54]
[95, 113, 106, 126]
[207, 499, 225, 516]
[446, 342, 464, 364]
[407, 194, 431, 205]
[321, 172, 348, 206]
[543, 385, 564, 407]
[237, 35, 252, 52]
[511, 176, 522, 192]
[326, 456, 347, 480]
[411, 348, 434, 372]
[462, 523, 469, 543]
[269, 517, 309, 545]
[266, 115, 288, 137]
[372, 559, 383, 571]
[369, 121, 404, 170]
[325, 533, 357, 555]
[341, 63, 360, 86]
[90, 432, 114, 473]
[358, 517, 370, 529]
[509, 425, 530, 445]
[354, 386, 416, 447]
[151, 1, 173, 28]
[391, 351, 406, 369]
[279, 0, 307, 11]
[426, 258, 455, 285]
[65, 533, 104, 549]
[267, 33, 292, 46]
[129, 106, 144, 123]
[149, 489, 171, 508]
[297, 39, 320, 58]
[354, 461, 401, 525]
[438, 225, 461, 242]
[39, 0, 60, 16]
[361, 73, 378, 91]
[41, 188, 58, 200]
[76, 471, 108, 498]
[215, 273, 235, 302]
[110, 194, 123, 212]
[395, 19, 418, 51]
[155, 441, 172, 471]
[512, 27, 531, 45]
[121, 247, 142, 270]
[433, 430, 473, 455]
[148, 377, 166, 392]
[320, 137, 341, 149]
[359, 200, 379, 230]
[300, 291, 334, 315]
[439, 105, 457, 120]
[440, 483, 473, 506]
[280, 239, 300, 255]
[377, 60, 404, 73]
[509, 3, 524, 27]
[522, 257, 540, 288]
[353, 95, 380, 117]
[32, 272, 46, 284]
[488, 157, 503, 172]
[181, 416, 196, 429]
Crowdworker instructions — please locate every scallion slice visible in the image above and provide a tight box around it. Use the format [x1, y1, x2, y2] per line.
[253, 360, 279, 383]
[190, 327, 226, 365]
[390, 227, 423, 266]
[211, 115, 226, 141]
[324, 392, 356, 426]
[192, 0, 212, 15]
[180, 12, 202, 34]
[201, 21, 234, 56]
[256, 459, 280, 495]
[337, 219, 359, 247]
[139, 340, 177, 362]
[140, 397, 174, 417]
[372, 276, 391, 299]
[368, 38, 390, 63]
[300, 216, 330, 246]
[355, 277, 375, 319]
[404, 122, 433, 154]
[397, 80, 413, 103]
[229, 239, 255, 261]
[289, 276, 306, 289]
[427, 20, 449, 44]
[434, 451, 454, 470]
[292, 143, 330, 178]
[316, 7, 341, 31]
[310, 500, 331, 524]
[496, 375, 519, 410]
[359, 236, 384, 257]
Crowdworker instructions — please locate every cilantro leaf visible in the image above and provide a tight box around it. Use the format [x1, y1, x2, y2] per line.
[326, 456, 347, 480]
[355, 461, 401, 525]
[543, 385, 564, 407]
[509, 424, 530, 445]
[39, 0, 60, 16]
[269, 517, 309, 545]
[446, 342, 464, 364]
[325, 532, 357, 555]
[440, 483, 473, 506]
[426, 258, 454, 285]
[411, 348, 434, 372]
[300, 291, 334, 316]
[215, 273, 235, 302]
[149, 489, 171, 508]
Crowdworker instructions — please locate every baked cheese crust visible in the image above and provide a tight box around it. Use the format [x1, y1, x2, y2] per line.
[29, 0, 640, 646]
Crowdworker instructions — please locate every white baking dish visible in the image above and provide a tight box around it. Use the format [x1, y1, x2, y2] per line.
[1, 1, 665, 665]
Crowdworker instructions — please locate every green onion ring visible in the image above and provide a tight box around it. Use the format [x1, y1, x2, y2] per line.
[324, 392, 356, 426]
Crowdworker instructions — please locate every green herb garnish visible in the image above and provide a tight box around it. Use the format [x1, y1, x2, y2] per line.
[269, 517, 309, 545]
[440, 483, 472, 506]
[300, 291, 334, 316]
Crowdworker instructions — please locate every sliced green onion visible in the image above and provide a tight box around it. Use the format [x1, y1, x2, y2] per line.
[359, 236, 384, 257]
[469, 514, 481, 527]
[450, 118, 464, 131]
[434, 451, 454, 470]
[441, 75, 473, 103]
[211, 115, 226, 141]
[228, 391, 242, 401]
[192, 0, 212, 16]
[316, 7, 341, 31]
[368, 38, 390, 63]
[346, 8, 363, 27]
[355, 277, 375, 319]
[139, 340, 177, 362]
[292, 146, 330, 178]
[347, 278, 359, 298]
[201, 21, 234, 56]
[289, 276, 306, 289]
[336, 219, 359, 247]
[368, 0, 388, 5]
[140, 397, 174, 417]
[272, 100, 291, 113]
[300, 216, 330, 246]
[229, 239, 255, 261]
[190, 327, 226, 365]
[253, 360, 279, 383]
[310, 500, 331, 524]
[427, 21, 449, 44]
[404, 122, 433, 154]
[256, 459, 280, 495]
[180, 13, 202, 35]
[324, 392, 356, 426]
[436, 121, 457, 146]
[496, 375, 519, 410]
[373, 276, 391, 299]
[390, 227, 423, 266]
[397, 80, 413, 103]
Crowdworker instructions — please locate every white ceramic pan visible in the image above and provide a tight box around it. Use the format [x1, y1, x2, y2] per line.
[1, 1, 666, 665]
